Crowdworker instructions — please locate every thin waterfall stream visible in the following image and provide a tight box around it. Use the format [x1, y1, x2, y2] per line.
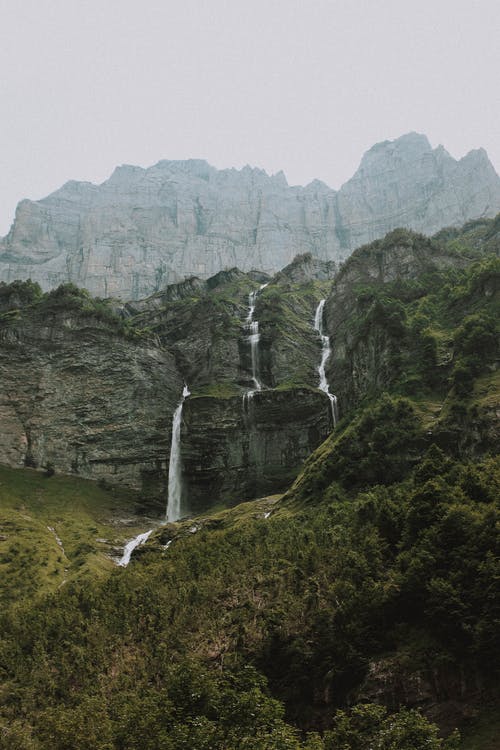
[314, 299, 338, 428]
[244, 283, 268, 405]
[166, 384, 190, 522]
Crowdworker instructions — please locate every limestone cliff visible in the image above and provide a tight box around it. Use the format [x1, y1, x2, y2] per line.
[0, 288, 182, 500]
[335, 133, 500, 249]
[182, 388, 330, 514]
[0, 270, 333, 513]
[1, 134, 499, 299]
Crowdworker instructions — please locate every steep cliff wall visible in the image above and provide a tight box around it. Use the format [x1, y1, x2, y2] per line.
[0, 268, 335, 514]
[182, 388, 331, 514]
[1, 134, 499, 299]
[127, 262, 335, 513]
[0, 293, 182, 500]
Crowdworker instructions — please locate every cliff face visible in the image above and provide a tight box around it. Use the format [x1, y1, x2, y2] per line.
[127, 261, 335, 513]
[0, 269, 334, 513]
[322, 229, 470, 413]
[1, 134, 499, 299]
[335, 134, 500, 249]
[0, 305, 181, 501]
[0, 163, 339, 299]
[182, 388, 330, 514]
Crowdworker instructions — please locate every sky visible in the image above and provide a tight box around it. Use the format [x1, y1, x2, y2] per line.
[0, 0, 499, 234]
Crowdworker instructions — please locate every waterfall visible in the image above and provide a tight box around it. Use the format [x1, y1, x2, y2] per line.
[118, 529, 153, 567]
[314, 299, 338, 427]
[245, 283, 268, 397]
[166, 384, 190, 522]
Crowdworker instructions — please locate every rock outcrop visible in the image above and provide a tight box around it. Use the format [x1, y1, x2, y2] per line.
[322, 225, 500, 458]
[1, 134, 499, 299]
[0, 300, 182, 501]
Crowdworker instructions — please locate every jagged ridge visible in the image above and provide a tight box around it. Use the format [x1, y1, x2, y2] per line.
[1, 133, 499, 299]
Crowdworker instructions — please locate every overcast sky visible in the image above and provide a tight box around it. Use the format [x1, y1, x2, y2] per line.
[0, 0, 499, 234]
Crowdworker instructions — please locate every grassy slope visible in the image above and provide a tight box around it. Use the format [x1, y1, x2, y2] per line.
[0, 466, 154, 605]
[460, 705, 500, 750]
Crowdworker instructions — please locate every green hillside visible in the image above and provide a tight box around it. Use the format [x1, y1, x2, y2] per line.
[0, 466, 154, 605]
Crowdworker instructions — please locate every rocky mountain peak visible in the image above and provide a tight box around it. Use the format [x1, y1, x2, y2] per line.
[355, 131, 433, 173]
[108, 164, 146, 183]
[1, 134, 499, 300]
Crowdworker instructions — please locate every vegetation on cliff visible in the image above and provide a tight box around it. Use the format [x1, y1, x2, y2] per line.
[326, 228, 499, 462]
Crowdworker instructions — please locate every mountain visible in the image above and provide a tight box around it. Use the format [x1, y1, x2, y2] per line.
[1, 133, 499, 299]
[0, 216, 498, 748]
[0, 216, 498, 515]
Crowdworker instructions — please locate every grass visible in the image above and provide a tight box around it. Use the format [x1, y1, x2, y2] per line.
[0, 465, 154, 604]
[0, 464, 289, 603]
[156, 492, 285, 543]
[410, 394, 444, 430]
[190, 382, 242, 399]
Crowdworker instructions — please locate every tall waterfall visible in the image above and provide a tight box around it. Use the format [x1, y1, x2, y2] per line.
[245, 283, 268, 397]
[166, 384, 190, 522]
[314, 299, 338, 427]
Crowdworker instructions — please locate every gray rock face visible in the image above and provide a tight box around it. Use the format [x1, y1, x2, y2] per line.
[1, 134, 499, 299]
[182, 388, 331, 515]
[0, 309, 182, 498]
[335, 134, 500, 249]
[0, 162, 338, 299]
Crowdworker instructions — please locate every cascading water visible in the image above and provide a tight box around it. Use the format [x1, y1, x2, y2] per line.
[245, 283, 268, 392]
[166, 384, 190, 522]
[244, 283, 268, 407]
[118, 529, 153, 567]
[314, 299, 338, 428]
